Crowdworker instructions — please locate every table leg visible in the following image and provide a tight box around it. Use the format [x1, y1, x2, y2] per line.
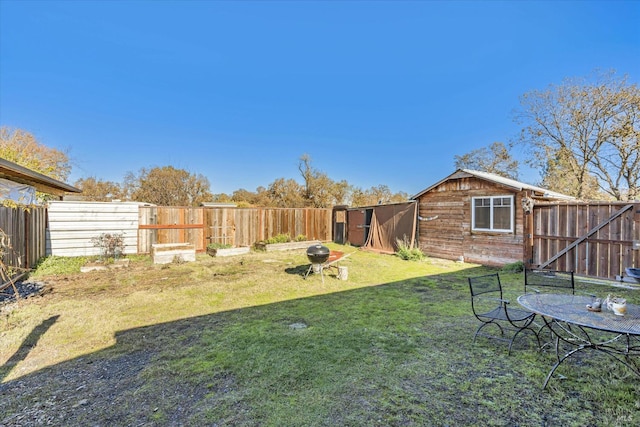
[542, 331, 640, 389]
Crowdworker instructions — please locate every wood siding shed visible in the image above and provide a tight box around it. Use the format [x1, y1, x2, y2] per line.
[413, 169, 574, 267]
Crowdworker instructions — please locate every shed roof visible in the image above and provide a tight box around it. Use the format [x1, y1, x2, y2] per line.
[411, 169, 575, 200]
[347, 200, 416, 210]
[0, 158, 82, 196]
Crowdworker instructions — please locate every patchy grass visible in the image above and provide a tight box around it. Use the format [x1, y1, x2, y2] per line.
[1, 244, 638, 426]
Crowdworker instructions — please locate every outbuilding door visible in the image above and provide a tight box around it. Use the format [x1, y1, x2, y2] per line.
[347, 208, 372, 246]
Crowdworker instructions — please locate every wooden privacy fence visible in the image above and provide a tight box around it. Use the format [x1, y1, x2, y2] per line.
[138, 206, 332, 253]
[0, 206, 47, 274]
[526, 201, 640, 280]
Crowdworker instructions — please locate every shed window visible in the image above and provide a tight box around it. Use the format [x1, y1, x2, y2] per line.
[472, 196, 514, 232]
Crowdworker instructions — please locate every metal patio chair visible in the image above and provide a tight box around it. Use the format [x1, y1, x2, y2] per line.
[468, 273, 540, 354]
[524, 269, 576, 295]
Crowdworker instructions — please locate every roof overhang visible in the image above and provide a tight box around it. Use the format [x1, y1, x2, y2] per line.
[0, 158, 82, 196]
[347, 200, 416, 210]
[411, 169, 575, 201]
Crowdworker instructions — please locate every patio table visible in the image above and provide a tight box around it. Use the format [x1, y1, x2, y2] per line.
[517, 293, 640, 388]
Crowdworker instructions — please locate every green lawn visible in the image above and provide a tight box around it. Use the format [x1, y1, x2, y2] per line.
[1, 244, 638, 426]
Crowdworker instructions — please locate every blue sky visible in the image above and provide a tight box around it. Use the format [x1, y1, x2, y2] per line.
[1, 1, 638, 197]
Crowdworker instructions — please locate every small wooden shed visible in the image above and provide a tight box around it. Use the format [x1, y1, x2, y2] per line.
[335, 201, 417, 253]
[412, 169, 574, 266]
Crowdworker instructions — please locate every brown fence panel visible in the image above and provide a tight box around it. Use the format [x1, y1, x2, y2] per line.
[234, 208, 332, 247]
[0, 207, 25, 271]
[306, 208, 332, 242]
[532, 202, 640, 280]
[0, 206, 47, 275]
[205, 208, 236, 247]
[139, 206, 332, 253]
[233, 209, 261, 247]
[138, 207, 205, 253]
[27, 207, 47, 268]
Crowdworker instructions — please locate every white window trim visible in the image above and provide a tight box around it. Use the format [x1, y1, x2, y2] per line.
[471, 195, 515, 233]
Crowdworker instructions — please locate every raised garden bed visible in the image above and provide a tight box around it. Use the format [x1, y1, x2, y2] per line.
[255, 240, 321, 252]
[151, 243, 196, 264]
[207, 246, 251, 257]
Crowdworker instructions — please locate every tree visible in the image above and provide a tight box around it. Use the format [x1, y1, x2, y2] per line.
[454, 142, 519, 180]
[267, 178, 305, 207]
[307, 172, 336, 208]
[297, 154, 354, 208]
[229, 188, 269, 207]
[350, 188, 368, 207]
[74, 177, 124, 201]
[124, 166, 213, 206]
[515, 70, 639, 200]
[350, 185, 409, 207]
[226, 154, 411, 208]
[0, 126, 71, 181]
[231, 188, 257, 206]
[298, 154, 319, 206]
[331, 179, 351, 206]
[538, 147, 602, 200]
[389, 190, 411, 204]
[211, 193, 233, 203]
[253, 186, 275, 207]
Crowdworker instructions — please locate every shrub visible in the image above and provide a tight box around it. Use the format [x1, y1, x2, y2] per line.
[32, 256, 88, 276]
[501, 261, 524, 273]
[254, 233, 298, 251]
[264, 234, 292, 244]
[294, 234, 308, 242]
[395, 236, 425, 261]
[207, 242, 232, 250]
[91, 232, 125, 260]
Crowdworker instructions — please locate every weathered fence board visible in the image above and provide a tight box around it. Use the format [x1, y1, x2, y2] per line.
[530, 202, 640, 280]
[205, 207, 236, 247]
[139, 206, 205, 252]
[138, 206, 332, 253]
[0, 206, 46, 272]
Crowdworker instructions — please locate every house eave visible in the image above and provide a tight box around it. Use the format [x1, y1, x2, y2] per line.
[0, 158, 82, 196]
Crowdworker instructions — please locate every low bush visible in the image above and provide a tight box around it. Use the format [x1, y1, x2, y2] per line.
[31, 255, 88, 277]
[395, 236, 425, 261]
[502, 260, 524, 273]
[264, 234, 292, 244]
[91, 232, 125, 260]
[206, 242, 233, 250]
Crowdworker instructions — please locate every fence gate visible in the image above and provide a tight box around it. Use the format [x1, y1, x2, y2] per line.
[527, 202, 640, 280]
